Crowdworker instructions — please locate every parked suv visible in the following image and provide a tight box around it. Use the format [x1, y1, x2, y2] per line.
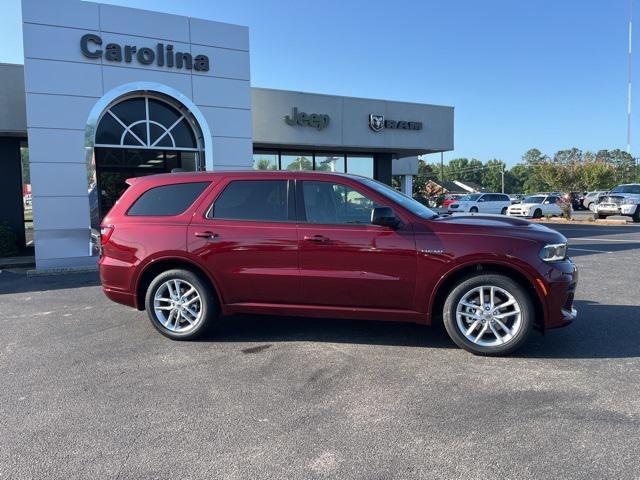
[582, 191, 607, 211]
[99, 172, 578, 356]
[447, 193, 512, 215]
[595, 184, 640, 222]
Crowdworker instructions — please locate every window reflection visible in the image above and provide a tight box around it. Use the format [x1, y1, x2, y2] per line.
[315, 154, 345, 173]
[253, 152, 278, 170]
[347, 155, 374, 178]
[281, 153, 313, 171]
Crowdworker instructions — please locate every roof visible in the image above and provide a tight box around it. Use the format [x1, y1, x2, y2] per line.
[124, 170, 376, 185]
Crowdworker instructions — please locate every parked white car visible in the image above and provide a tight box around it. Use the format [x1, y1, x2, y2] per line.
[507, 194, 564, 218]
[447, 193, 512, 214]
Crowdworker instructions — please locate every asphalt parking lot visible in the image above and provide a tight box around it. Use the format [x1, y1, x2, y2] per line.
[1, 223, 639, 479]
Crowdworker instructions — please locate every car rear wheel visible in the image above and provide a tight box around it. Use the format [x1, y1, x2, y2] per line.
[533, 208, 542, 218]
[470, 207, 478, 213]
[145, 269, 218, 340]
[442, 274, 534, 356]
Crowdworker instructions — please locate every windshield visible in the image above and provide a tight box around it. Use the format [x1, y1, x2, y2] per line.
[523, 195, 545, 204]
[610, 185, 640, 194]
[459, 194, 481, 201]
[358, 178, 437, 219]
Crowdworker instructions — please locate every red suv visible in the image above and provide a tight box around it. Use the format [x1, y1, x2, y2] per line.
[99, 171, 577, 356]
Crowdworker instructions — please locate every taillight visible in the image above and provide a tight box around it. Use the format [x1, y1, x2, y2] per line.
[100, 225, 114, 246]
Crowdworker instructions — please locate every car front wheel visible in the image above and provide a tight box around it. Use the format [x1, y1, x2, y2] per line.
[145, 269, 218, 340]
[470, 207, 478, 213]
[443, 274, 534, 356]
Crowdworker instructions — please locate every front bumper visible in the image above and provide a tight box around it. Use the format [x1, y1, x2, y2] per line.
[597, 204, 637, 215]
[541, 259, 578, 329]
[507, 209, 531, 217]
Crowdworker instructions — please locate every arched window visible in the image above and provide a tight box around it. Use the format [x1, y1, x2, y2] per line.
[95, 95, 200, 151]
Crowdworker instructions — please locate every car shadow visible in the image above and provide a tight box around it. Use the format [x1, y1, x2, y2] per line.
[0, 271, 101, 295]
[515, 300, 640, 359]
[204, 299, 639, 360]
[203, 314, 456, 350]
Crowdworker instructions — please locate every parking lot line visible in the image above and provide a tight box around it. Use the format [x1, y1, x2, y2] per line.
[570, 237, 640, 243]
[569, 247, 613, 254]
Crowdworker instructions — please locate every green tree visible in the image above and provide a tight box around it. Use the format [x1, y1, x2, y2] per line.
[480, 160, 504, 192]
[522, 148, 547, 165]
[255, 158, 277, 170]
[20, 147, 30, 184]
[413, 159, 438, 195]
[553, 148, 582, 165]
[285, 156, 312, 171]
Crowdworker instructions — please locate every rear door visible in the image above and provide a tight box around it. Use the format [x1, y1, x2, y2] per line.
[187, 178, 300, 305]
[296, 178, 417, 310]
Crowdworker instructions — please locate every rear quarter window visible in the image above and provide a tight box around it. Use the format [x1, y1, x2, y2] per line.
[127, 182, 210, 216]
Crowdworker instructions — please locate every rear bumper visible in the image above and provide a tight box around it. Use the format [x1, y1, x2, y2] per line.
[99, 256, 138, 308]
[102, 286, 137, 308]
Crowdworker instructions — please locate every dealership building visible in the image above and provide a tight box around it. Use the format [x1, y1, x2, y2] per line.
[0, 0, 454, 270]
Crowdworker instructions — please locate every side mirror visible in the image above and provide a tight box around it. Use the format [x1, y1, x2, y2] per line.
[477, 198, 485, 202]
[371, 206, 400, 228]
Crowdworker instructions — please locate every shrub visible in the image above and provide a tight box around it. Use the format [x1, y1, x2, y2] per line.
[545, 214, 552, 219]
[0, 223, 18, 257]
[561, 203, 572, 219]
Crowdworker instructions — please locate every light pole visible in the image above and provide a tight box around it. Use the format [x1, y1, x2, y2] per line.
[628, 0, 633, 154]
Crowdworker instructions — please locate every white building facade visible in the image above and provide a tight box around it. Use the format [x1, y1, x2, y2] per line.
[0, 0, 453, 270]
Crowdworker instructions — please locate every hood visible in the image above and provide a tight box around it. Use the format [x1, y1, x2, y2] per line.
[429, 214, 566, 244]
[513, 203, 539, 208]
[434, 214, 531, 228]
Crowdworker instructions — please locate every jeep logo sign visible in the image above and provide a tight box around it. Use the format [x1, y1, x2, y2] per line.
[368, 114, 423, 132]
[80, 34, 210, 71]
[284, 107, 330, 130]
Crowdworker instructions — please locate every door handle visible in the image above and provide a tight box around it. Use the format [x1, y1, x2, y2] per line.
[303, 234, 330, 243]
[194, 231, 219, 240]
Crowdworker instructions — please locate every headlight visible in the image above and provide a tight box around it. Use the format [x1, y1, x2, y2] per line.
[623, 198, 639, 205]
[539, 243, 567, 262]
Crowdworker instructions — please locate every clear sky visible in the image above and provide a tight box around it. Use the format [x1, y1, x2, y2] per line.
[0, 0, 636, 165]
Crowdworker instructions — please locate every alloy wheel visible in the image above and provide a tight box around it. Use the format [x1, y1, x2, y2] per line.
[153, 279, 203, 333]
[455, 285, 522, 347]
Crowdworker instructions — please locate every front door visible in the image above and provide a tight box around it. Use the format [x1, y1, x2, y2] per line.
[188, 178, 299, 305]
[296, 179, 417, 310]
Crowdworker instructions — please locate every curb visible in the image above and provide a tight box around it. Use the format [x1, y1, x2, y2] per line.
[0, 256, 36, 269]
[26, 265, 99, 277]
[530, 218, 630, 226]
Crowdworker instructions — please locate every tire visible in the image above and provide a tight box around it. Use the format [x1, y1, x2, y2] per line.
[533, 208, 542, 218]
[501, 207, 508, 215]
[587, 202, 593, 211]
[597, 213, 608, 220]
[632, 206, 640, 223]
[470, 207, 478, 213]
[442, 273, 534, 356]
[145, 269, 219, 340]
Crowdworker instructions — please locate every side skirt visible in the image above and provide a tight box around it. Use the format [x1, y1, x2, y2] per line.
[223, 302, 428, 325]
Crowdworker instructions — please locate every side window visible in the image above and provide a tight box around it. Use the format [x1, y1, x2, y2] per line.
[127, 182, 210, 216]
[480, 194, 491, 202]
[500, 194, 510, 202]
[211, 180, 288, 222]
[547, 196, 559, 204]
[302, 181, 379, 225]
